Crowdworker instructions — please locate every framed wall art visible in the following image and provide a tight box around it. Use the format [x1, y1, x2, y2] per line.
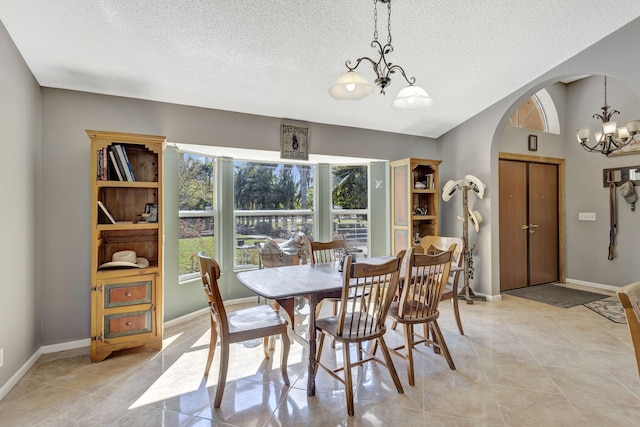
[528, 134, 538, 151]
[280, 122, 309, 160]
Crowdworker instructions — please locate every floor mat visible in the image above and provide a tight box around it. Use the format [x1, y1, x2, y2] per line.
[504, 283, 607, 308]
[583, 297, 627, 323]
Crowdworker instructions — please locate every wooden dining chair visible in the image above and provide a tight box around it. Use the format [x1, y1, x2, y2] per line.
[314, 251, 406, 416]
[197, 252, 290, 408]
[617, 281, 640, 377]
[387, 248, 456, 386]
[307, 234, 348, 263]
[420, 235, 465, 335]
[307, 235, 348, 317]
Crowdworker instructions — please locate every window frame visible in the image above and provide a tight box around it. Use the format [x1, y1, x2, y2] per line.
[177, 151, 217, 283]
[330, 163, 370, 257]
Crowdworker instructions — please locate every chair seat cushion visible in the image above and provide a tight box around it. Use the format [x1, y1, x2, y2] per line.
[387, 301, 439, 323]
[228, 305, 286, 333]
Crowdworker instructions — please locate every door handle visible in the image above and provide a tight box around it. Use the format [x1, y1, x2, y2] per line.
[529, 224, 539, 234]
[521, 225, 529, 230]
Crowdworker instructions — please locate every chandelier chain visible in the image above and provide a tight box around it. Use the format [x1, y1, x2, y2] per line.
[373, 0, 378, 41]
[387, 1, 392, 44]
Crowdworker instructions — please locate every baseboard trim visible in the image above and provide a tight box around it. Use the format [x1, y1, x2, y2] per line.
[164, 307, 209, 328]
[565, 278, 620, 293]
[483, 293, 502, 302]
[41, 339, 91, 355]
[0, 349, 41, 401]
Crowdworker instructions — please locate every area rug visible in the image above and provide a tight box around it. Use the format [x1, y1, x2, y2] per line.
[583, 297, 627, 324]
[504, 283, 607, 308]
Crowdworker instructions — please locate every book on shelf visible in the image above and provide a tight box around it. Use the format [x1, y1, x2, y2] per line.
[97, 201, 117, 224]
[102, 148, 107, 180]
[96, 149, 101, 180]
[425, 173, 434, 190]
[113, 144, 135, 181]
[108, 149, 124, 181]
[111, 146, 129, 181]
[97, 148, 108, 180]
[120, 145, 136, 181]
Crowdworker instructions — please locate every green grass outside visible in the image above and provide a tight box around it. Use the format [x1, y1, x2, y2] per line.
[178, 235, 264, 274]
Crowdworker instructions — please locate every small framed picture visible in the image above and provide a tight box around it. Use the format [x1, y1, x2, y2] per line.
[528, 134, 538, 151]
[280, 122, 309, 160]
[143, 202, 158, 223]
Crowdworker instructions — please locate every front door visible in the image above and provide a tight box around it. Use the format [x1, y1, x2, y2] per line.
[499, 159, 559, 291]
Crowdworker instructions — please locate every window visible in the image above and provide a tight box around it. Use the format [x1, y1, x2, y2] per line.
[178, 152, 215, 280]
[331, 165, 369, 257]
[234, 161, 315, 268]
[507, 95, 546, 132]
[176, 143, 378, 277]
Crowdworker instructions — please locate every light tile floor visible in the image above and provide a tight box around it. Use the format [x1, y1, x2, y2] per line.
[1, 292, 639, 426]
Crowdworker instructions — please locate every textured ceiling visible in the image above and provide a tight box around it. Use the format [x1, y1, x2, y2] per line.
[2, 1, 640, 138]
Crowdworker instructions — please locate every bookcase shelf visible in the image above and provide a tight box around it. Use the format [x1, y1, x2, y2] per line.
[88, 130, 166, 363]
[97, 223, 159, 231]
[97, 181, 160, 189]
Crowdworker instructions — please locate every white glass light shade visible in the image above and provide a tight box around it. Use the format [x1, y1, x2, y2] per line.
[392, 85, 433, 110]
[626, 120, 640, 134]
[602, 121, 617, 135]
[329, 71, 373, 100]
[594, 131, 604, 145]
[617, 126, 630, 140]
[577, 128, 590, 142]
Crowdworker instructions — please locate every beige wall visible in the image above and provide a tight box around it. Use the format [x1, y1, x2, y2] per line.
[0, 22, 42, 389]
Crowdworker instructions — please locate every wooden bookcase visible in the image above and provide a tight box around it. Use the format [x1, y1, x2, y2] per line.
[390, 158, 441, 254]
[88, 130, 166, 362]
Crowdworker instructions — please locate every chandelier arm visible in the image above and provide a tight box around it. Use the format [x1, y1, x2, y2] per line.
[345, 56, 384, 80]
[609, 136, 633, 149]
[579, 134, 634, 155]
[387, 63, 416, 86]
[580, 140, 607, 153]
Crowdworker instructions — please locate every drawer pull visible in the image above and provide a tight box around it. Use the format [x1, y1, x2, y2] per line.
[125, 292, 133, 297]
[125, 321, 132, 326]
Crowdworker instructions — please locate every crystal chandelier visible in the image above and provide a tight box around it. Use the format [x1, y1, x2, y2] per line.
[328, 0, 432, 110]
[576, 76, 640, 156]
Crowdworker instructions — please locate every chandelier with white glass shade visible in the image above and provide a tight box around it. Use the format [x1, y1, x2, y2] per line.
[328, 0, 432, 110]
[576, 76, 640, 156]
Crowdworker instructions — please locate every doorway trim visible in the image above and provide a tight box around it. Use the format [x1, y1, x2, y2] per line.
[498, 152, 566, 284]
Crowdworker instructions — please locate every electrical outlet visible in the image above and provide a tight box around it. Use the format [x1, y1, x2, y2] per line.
[0, 348, 3, 368]
[578, 212, 596, 221]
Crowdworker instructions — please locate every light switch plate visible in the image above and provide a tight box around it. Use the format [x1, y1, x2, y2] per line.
[578, 212, 596, 221]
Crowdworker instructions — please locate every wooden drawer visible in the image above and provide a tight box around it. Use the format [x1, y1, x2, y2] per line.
[104, 280, 152, 308]
[104, 311, 152, 339]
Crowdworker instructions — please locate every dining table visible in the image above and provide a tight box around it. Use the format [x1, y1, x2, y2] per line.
[236, 256, 463, 396]
[237, 259, 347, 396]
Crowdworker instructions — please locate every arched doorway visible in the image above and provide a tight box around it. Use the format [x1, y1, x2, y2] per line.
[498, 88, 566, 292]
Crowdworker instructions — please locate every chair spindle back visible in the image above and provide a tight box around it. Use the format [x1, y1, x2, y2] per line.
[337, 251, 406, 338]
[399, 248, 454, 320]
